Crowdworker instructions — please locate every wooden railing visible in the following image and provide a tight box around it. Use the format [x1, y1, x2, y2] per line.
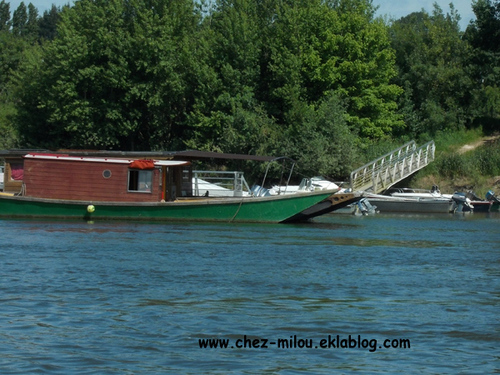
[350, 140, 435, 193]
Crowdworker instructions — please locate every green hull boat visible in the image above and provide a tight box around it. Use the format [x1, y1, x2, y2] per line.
[0, 190, 336, 223]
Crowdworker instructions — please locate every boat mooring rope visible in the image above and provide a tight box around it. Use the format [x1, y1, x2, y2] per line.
[229, 200, 244, 223]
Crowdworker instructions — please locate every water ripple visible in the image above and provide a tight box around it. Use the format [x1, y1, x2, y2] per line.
[0, 214, 498, 374]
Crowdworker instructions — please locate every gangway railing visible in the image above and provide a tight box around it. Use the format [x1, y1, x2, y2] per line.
[350, 140, 435, 193]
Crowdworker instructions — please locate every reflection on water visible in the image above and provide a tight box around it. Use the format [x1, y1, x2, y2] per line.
[0, 213, 499, 374]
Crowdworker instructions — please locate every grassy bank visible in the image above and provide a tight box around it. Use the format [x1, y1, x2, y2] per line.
[408, 128, 500, 197]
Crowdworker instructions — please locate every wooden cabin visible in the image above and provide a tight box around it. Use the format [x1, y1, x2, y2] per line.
[22, 154, 191, 202]
[0, 148, 275, 199]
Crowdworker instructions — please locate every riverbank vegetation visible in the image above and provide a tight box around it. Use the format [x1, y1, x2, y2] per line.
[411, 129, 500, 196]
[0, 0, 499, 191]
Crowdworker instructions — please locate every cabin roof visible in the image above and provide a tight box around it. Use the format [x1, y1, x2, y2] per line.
[23, 153, 191, 167]
[0, 149, 50, 158]
[0, 149, 277, 162]
[59, 150, 277, 162]
[166, 150, 277, 162]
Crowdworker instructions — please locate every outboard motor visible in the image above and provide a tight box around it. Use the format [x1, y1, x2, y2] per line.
[452, 192, 474, 212]
[486, 190, 500, 203]
[354, 198, 378, 215]
[466, 190, 482, 201]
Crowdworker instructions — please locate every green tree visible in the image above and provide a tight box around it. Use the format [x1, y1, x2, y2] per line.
[188, 0, 389, 176]
[186, 0, 265, 154]
[17, 0, 135, 149]
[285, 92, 357, 179]
[263, 0, 403, 140]
[11, 2, 27, 37]
[466, 0, 500, 53]
[38, 5, 62, 41]
[15, 0, 211, 150]
[0, 0, 10, 31]
[0, 31, 33, 148]
[128, 0, 215, 150]
[25, 3, 39, 40]
[389, 4, 473, 136]
[464, 0, 500, 131]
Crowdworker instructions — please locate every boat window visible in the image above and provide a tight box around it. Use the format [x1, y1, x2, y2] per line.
[10, 163, 24, 181]
[128, 169, 152, 192]
[103, 169, 112, 179]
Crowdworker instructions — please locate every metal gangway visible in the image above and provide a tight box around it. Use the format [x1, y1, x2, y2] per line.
[350, 140, 436, 194]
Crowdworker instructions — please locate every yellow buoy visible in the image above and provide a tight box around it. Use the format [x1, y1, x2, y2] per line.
[87, 204, 95, 213]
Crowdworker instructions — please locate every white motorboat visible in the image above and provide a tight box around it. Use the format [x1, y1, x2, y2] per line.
[364, 193, 455, 213]
[386, 186, 453, 199]
[364, 186, 456, 213]
[268, 176, 340, 196]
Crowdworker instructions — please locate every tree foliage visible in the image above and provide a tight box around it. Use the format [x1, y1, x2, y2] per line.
[261, 0, 402, 139]
[188, 0, 401, 176]
[16, 0, 210, 150]
[466, 0, 500, 53]
[0, 1, 11, 31]
[389, 4, 473, 136]
[464, 0, 500, 131]
[38, 5, 62, 41]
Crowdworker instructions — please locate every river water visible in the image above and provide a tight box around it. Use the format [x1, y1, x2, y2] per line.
[0, 212, 499, 374]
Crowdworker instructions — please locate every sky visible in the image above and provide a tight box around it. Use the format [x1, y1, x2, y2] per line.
[8, 0, 476, 30]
